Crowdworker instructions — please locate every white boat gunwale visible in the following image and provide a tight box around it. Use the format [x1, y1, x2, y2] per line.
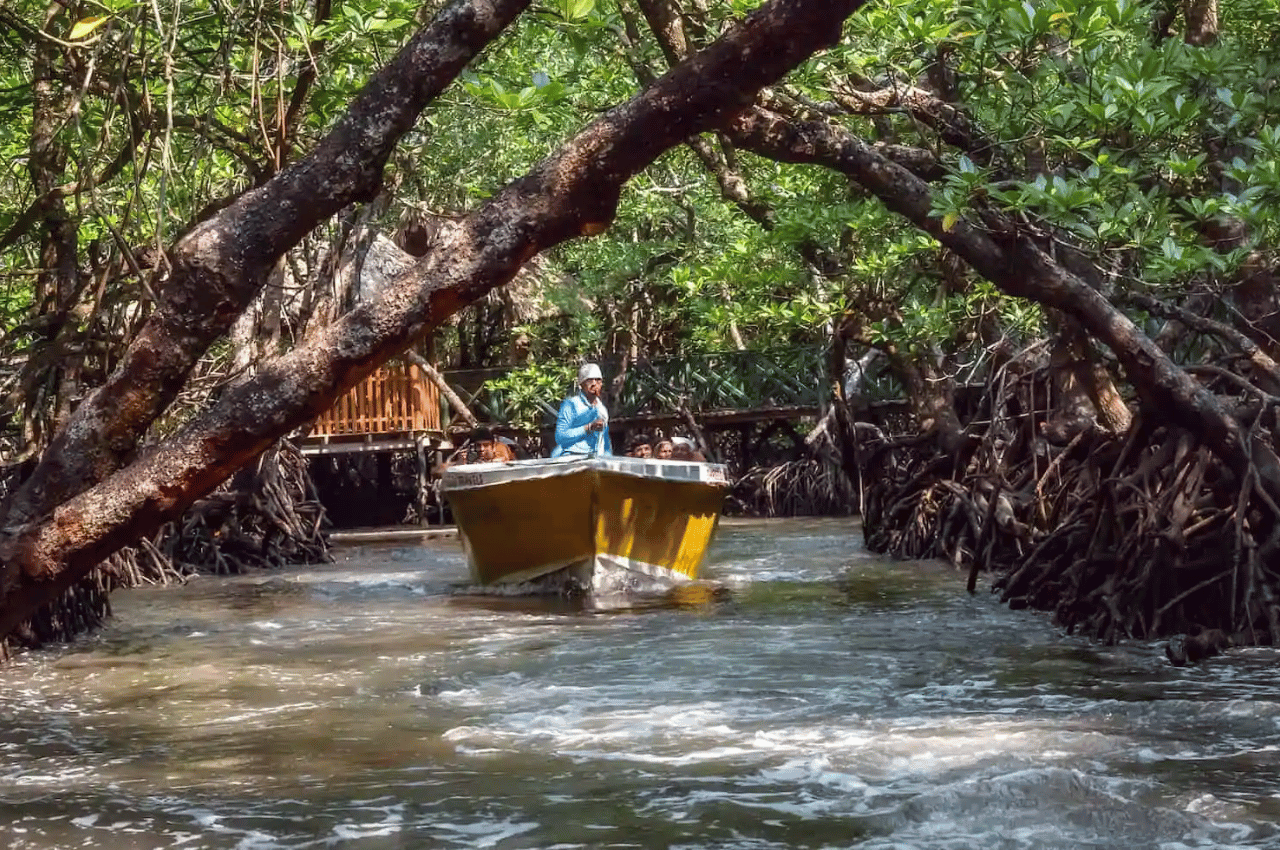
[440, 454, 731, 491]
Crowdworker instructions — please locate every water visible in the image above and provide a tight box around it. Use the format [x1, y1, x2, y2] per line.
[3, 518, 1280, 849]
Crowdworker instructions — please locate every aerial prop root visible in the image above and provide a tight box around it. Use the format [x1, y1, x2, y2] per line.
[862, 389, 1280, 662]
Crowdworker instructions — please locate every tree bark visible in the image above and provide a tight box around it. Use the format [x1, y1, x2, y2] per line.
[0, 0, 872, 642]
[1041, 311, 1131, 442]
[18, 3, 83, 457]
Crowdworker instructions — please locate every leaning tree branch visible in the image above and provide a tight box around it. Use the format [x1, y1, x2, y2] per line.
[1121, 290, 1280, 388]
[826, 82, 999, 167]
[722, 105, 1280, 497]
[0, 0, 534, 531]
[0, 0, 873, 642]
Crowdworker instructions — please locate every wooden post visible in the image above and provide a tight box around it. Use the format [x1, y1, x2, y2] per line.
[738, 423, 752, 473]
[678, 402, 715, 463]
[414, 433, 431, 527]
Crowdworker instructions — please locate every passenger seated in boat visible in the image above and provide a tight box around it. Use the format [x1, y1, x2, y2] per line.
[551, 362, 612, 457]
[670, 436, 707, 462]
[434, 431, 517, 476]
[625, 433, 653, 458]
[654, 439, 674, 459]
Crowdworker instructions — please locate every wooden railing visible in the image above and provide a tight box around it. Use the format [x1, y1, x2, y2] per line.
[309, 362, 442, 438]
[440, 347, 834, 429]
[307, 348, 844, 440]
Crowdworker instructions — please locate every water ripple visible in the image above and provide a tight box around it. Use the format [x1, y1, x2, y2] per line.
[3, 520, 1280, 848]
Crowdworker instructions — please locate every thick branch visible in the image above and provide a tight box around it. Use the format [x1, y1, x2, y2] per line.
[1, 0, 532, 529]
[723, 106, 1279, 491]
[827, 83, 998, 166]
[632, 0, 687, 68]
[1182, 0, 1218, 46]
[0, 0, 872, 640]
[1123, 291, 1280, 388]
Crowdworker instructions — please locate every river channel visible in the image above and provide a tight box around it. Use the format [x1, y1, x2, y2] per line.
[3, 518, 1280, 849]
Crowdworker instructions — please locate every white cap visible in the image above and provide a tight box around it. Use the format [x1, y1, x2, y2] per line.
[578, 363, 602, 384]
[672, 436, 694, 447]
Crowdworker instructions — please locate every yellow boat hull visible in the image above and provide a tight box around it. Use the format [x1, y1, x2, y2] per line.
[442, 457, 729, 592]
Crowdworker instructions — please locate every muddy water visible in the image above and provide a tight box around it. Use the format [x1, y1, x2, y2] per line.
[2, 518, 1280, 848]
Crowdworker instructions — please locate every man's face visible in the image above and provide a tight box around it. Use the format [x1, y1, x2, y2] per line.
[633, 444, 652, 458]
[582, 377, 603, 396]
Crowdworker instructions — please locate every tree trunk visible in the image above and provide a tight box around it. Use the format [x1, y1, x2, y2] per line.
[17, 3, 82, 456]
[1041, 312, 1131, 443]
[889, 351, 966, 454]
[1182, 0, 1218, 45]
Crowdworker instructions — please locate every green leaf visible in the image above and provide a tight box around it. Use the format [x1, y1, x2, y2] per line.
[563, 0, 595, 20]
[69, 15, 110, 40]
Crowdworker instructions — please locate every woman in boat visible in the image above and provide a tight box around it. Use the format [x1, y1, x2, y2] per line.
[551, 363, 613, 457]
[654, 439, 674, 459]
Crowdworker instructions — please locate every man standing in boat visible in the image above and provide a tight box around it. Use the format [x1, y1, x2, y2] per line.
[551, 363, 612, 457]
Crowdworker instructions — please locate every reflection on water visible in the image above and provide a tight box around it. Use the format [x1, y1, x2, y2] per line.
[2, 518, 1280, 849]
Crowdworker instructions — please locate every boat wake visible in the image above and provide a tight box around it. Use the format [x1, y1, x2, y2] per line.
[451, 562, 729, 612]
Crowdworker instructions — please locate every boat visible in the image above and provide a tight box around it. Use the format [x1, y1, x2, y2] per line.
[441, 455, 730, 594]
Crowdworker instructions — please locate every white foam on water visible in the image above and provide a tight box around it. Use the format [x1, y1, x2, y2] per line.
[428, 818, 537, 848]
[291, 568, 436, 586]
[8, 763, 96, 786]
[440, 692, 1129, 792]
[849, 765, 1267, 850]
[5, 521, 1280, 849]
[1183, 792, 1252, 822]
[712, 556, 811, 586]
[329, 804, 404, 841]
[194, 701, 322, 727]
